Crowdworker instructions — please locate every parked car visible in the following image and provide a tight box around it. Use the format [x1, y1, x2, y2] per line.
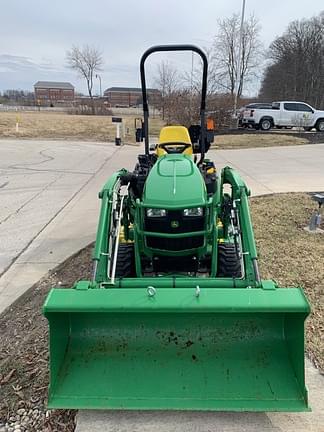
[238, 103, 272, 126]
[242, 101, 324, 131]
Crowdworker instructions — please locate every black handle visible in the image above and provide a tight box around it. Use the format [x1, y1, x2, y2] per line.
[140, 44, 208, 156]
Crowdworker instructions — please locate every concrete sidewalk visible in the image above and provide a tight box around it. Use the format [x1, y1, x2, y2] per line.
[76, 361, 324, 432]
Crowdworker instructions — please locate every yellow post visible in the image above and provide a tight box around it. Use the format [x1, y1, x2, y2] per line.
[16, 113, 20, 133]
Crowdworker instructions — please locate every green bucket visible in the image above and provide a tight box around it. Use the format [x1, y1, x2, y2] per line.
[43, 286, 310, 411]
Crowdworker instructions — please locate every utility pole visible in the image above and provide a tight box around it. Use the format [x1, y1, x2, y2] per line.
[233, 0, 246, 123]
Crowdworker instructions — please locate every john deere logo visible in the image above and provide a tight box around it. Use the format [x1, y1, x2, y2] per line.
[171, 220, 179, 228]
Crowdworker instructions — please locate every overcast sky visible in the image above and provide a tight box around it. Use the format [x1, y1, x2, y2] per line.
[0, 0, 323, 95]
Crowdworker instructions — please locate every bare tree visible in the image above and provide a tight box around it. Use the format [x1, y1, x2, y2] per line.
[211, 13, 262, 99]
[180, 48, 230, 124]
[66, 45, 103, 113]
[181, 47, 223, 96]
[154, 61, 179, 121]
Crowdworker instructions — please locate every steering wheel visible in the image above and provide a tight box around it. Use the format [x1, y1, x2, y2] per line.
[159, 143, 192, 154]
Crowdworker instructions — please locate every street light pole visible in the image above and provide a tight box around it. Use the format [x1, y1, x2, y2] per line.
[233, 0, 246, 122]
[96, 74, 102, 97]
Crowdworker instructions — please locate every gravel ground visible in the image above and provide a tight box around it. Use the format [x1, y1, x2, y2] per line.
[0, 246, 93, 432]
[0, 192, 323, 431]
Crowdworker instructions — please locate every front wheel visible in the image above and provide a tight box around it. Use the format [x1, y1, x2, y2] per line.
[316, 119, 324, 132]
[217, 243, 242, 278]
[115, 243, 135, 278]
[259, 118, 272, 131]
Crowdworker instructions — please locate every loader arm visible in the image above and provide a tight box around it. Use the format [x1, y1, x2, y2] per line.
[92, 169, 127, 284]
[221, 166, 261, 285]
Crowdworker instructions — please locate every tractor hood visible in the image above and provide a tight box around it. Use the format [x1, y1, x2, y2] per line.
[143, 154, 207, 208]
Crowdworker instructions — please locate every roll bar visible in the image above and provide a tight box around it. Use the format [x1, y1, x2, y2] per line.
[140, 44, 208, 159]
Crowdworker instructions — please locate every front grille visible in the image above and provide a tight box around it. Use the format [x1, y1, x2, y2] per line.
[144, 210, 204, 233]
[144, 209, 205, 251]
[147, 236, 204, 251]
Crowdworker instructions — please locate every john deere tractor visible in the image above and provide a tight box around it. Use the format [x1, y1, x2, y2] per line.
[43, 45, 310, 411]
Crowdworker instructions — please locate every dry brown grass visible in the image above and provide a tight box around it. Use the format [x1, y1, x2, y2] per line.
[213, 133, 309, 149]
[0, 111, 164, 143]
[0, 112, 316, 150]
[251, 193, 324, 372]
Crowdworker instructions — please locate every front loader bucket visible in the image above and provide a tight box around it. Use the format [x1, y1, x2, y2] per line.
[43, 286, 310, 411]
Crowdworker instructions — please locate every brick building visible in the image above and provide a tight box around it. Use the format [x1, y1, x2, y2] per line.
[34, 81, 75, 104]
[104, 87, 161, 107]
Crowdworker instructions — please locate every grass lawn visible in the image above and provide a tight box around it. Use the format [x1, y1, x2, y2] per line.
[251, 192, 323, 371]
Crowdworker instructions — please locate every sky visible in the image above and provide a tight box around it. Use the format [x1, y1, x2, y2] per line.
[0, 0, 323, 95]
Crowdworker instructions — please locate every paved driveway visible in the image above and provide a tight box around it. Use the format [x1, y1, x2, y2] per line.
[0, 140, 114, 275]
[210, 143, 324, 195]
[0, 139, 139, 312]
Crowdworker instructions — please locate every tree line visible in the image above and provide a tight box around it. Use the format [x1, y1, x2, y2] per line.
[260, 11, 324, 108]
[0, 90, 34, 104]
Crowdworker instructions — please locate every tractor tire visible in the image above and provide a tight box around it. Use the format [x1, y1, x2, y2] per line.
[217, 243, 242, 278]
[115, 243, 135, 278]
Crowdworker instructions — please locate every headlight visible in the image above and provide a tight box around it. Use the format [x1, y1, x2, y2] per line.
[146, 208, 167, 217]
[183, 207, 203, 217]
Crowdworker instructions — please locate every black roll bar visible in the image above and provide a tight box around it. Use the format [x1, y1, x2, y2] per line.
[140, 44, 208, 159]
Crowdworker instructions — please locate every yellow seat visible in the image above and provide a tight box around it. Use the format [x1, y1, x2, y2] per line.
[156, 126, 193, 157]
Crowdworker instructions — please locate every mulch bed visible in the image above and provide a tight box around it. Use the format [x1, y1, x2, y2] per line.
[0, 193, 323, 431]
[217, 128, 324, 145]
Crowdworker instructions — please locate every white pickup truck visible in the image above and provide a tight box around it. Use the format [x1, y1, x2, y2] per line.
[242, 101, 324, 132]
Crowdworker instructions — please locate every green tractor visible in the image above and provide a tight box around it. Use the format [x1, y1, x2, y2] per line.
[43, 45, 310, 411]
